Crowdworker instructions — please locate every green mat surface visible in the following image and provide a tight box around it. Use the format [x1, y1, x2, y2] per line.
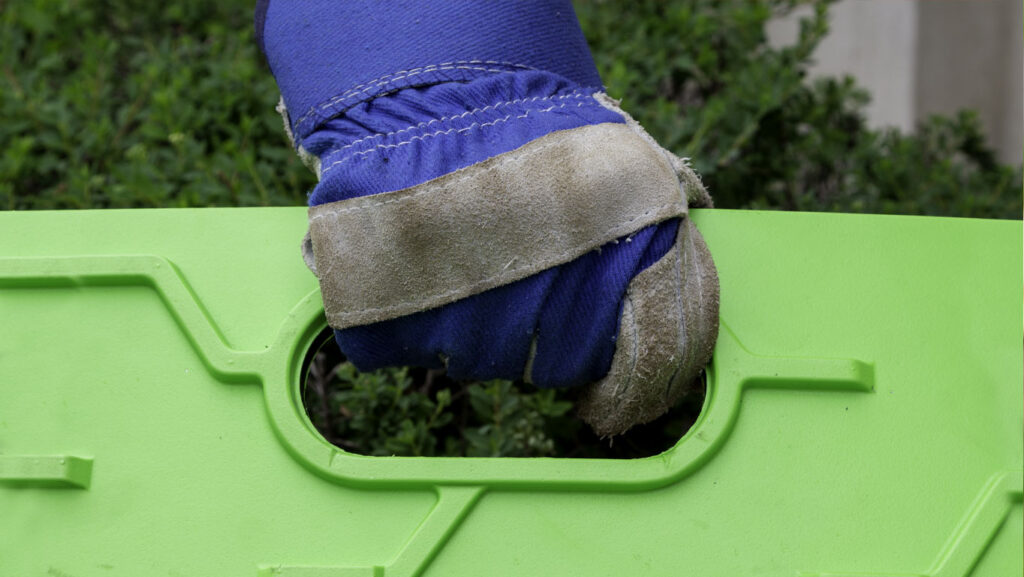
[1, 208, 1020, 576]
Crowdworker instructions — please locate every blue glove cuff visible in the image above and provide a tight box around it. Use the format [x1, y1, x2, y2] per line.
[259, 0, 604, 142]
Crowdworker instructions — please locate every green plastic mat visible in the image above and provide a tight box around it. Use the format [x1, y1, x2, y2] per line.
[1, 208, 1020, 576]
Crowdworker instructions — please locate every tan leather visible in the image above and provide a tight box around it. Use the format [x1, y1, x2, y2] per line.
[594, 93, 713, 209]
[306, 122, 688, 329]
[576, 217, 719, 437]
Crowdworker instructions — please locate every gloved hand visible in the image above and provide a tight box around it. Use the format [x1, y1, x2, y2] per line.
[257, 0, 719, 436]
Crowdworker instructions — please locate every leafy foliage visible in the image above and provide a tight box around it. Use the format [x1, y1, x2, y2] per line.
[577, 0, 1021, 218]
[0, 0, 313, 209]
[304, 340, 578, 458]
[4, 0, 1020, 457]
[303, 331, 705, 458]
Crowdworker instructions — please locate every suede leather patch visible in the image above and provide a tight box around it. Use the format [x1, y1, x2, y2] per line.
[593, 93, 713, 209]
[576, 217, 720, 437]
[307, 123, 688, 329]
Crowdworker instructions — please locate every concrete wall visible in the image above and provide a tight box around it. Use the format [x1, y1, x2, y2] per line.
[768, 0, 1022, 164]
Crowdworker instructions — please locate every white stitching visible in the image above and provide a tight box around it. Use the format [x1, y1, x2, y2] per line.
[321, 101, 583, 174]
[331, 60, 531, 101]
[293, 61, 534, 126]
[296, 66, 518, 125]
[318, 101, 589, 177]
[323, 204, 684, 319]
[310, 120, 606, 221]
[320, 92, 589, 157]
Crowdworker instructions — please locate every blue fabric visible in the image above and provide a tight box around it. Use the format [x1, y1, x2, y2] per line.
[259, 1, 680, 388]
[337, 220, 679, 387]
[260, 0, 604, 141]
[305, 72, 625, 205]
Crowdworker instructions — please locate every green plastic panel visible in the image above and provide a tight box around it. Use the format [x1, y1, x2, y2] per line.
[1, 208, 1020, 576]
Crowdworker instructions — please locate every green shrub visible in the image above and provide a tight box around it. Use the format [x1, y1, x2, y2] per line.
[4, 0, 1020, 457]
[0, 0, 313, 209]
[303, 332, 701, 458]
[577, 0, 1021, 218]
[304, 341, 578, 458]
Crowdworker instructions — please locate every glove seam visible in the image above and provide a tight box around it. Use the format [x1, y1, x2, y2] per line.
[322, 203, 682, 323]
[317, 91, 592, 159]
[292, 61, 537, 136]
[319, 99, 605, 177]
[310, 116, 627, 220]
[299, 60, 535, 122]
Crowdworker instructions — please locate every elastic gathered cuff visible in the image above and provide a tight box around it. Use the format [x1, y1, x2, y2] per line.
[300, 71, 625, 205]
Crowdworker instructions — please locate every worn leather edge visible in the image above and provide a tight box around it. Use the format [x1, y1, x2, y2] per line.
[307, 122, 687, 329]
[576, 217, 720, 437]
[593, 93, 713, 209]
[277, 97, 321, 178]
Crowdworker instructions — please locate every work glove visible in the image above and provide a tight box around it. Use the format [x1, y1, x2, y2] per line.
[257, 0, 719, 436]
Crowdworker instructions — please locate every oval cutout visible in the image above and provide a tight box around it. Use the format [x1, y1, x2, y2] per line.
[300, 327, 706, 459]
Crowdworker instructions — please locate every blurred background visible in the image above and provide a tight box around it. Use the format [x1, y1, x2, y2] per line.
[769, 0, 1022, 165]
[1, 1, 1020, 457]
[1, 0, 1020, 217]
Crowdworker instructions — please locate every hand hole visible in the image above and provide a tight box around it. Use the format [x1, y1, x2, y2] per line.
[300, 327, 706, 458]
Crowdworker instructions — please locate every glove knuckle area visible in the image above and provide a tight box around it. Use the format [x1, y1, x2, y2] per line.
[578, 218, 719, 437]
[306, 122, 687, 330]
